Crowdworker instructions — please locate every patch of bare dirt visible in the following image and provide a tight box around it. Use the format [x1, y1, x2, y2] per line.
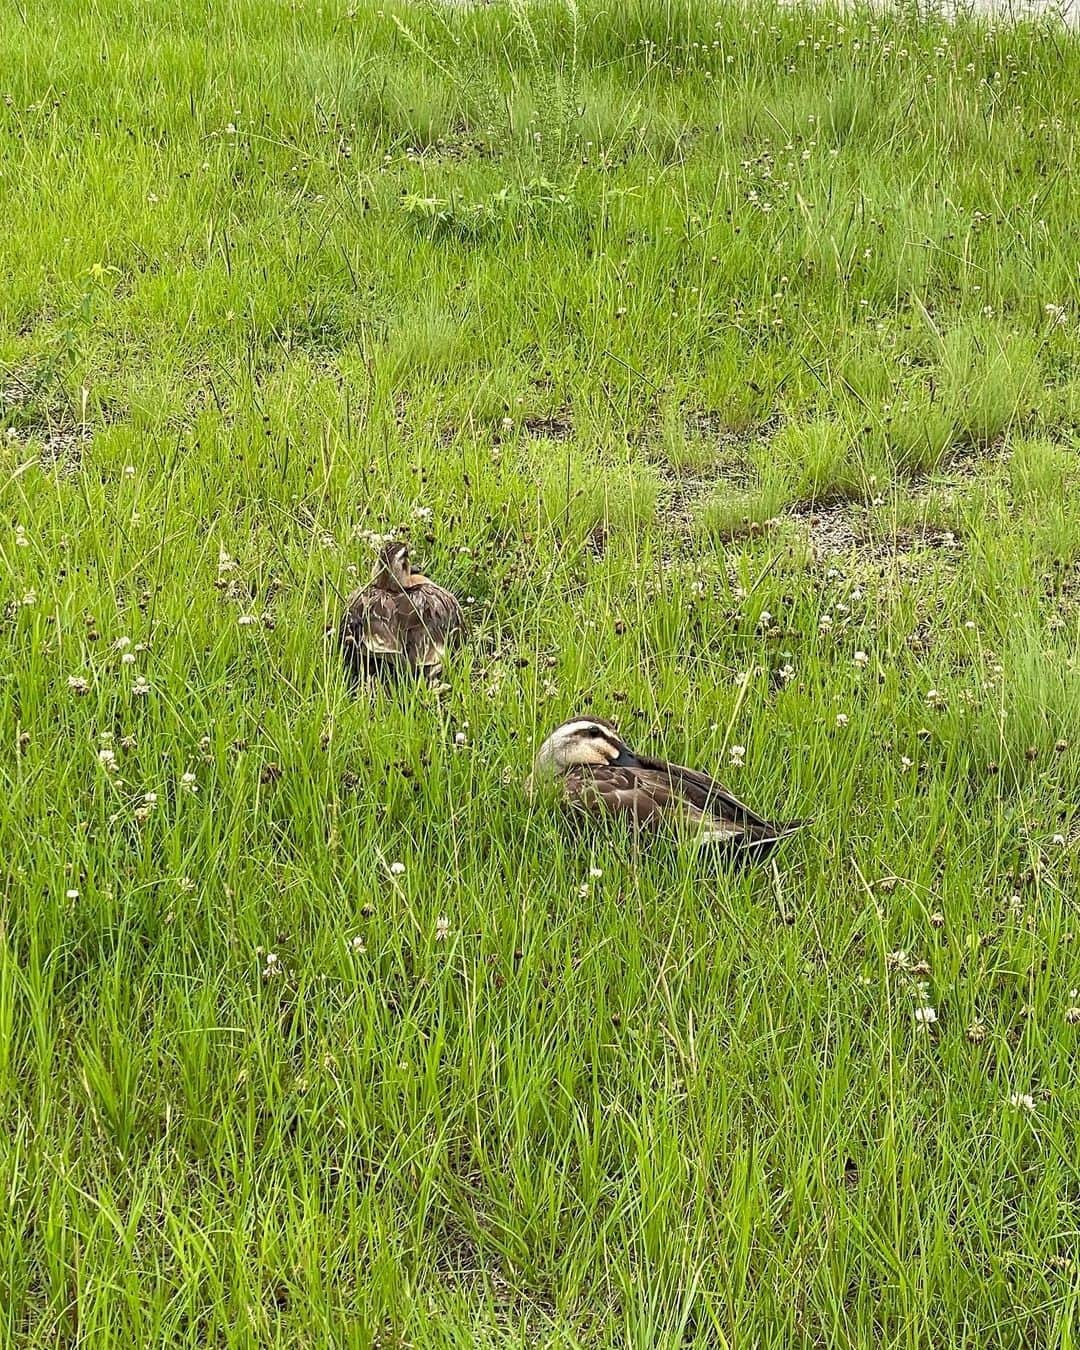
[585, 520, 609, 557]
[434, 1215, 486, 1284]
[793, 498, 964, 568]
[430, 1207, 558, 1334]
[647, 408, 783, 530]
[893, 520, 962, 551]
[523, 411, 573, 441]
[1040, 558, 1080, 623]
[787, 500, 863, 557]
[657, 467, 742, 531]
[683, 409, 729, 441]
[1, 370, 39, 411]
[2, 371, 94, 477]
[401, 134, 498, 161]
[652, 425, 772, 532]
[684, 408, 781, 445]
[37, 428, 90, 475]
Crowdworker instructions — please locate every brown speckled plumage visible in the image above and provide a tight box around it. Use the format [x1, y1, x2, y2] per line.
[532, 717, 803, 859]
[340, 540, 464, 682]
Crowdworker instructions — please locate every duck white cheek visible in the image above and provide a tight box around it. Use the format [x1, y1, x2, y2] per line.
[578, 743, 616, 767]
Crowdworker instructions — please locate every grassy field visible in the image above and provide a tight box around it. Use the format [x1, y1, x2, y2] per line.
[3, 0, 1080, 1343]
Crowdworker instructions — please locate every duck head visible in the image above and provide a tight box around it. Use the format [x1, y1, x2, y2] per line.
[374, 540, 414, 590]
[532, 717, 635, 777]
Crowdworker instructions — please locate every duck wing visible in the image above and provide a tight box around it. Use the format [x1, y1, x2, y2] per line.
[565, 757, 803, 855]
[563, 761, 741, 839]
[635, 755, 787, 831]
[340, 585, 406, 673]
[563, 762, 686, 828]
[340, 581, 464, 677]
[401, 581, 465, 670]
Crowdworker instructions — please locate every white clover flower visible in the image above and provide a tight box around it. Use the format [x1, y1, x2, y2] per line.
[835, 713, 849, 728]
[132, 676, 150, 696]
[389, 861, 406, 876]
[180, 771, 198, 795]
[412, 506, 433, 521]
[925, 689, 943, 707]
[900, 756, 913, 770]
[729, 744, 746, 767]
[1010, 1092, 1036, 1111]
[113, 636, 131, 650]
[350, 935, 366, 953]
[68, 675, 90, 695]
[914, 1006, 937, 1025]
[21, 590, 36, 606]
[98, 748, 117, 770]
[454, 732, 467, 746]
[66, 889, 79, 900]
[757, 610, 773, 630]
[121, 652, 136, 665]
[589, 867, 603, 880]
[1052, 834, 1066, 846]
[237, 614, 258, 627]
[435, 915, 450, 941]
[778, 663, 796, 683]
[853, 651, 869, 668]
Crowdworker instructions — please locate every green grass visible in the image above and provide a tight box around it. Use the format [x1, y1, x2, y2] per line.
[2, 0, 1080, 1343]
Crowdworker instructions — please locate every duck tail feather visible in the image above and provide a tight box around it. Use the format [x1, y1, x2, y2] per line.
[700, 817, 807, 861]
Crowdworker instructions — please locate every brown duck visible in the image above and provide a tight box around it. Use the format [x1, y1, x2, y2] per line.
[340, 540, 464, 682]
[531, 716, 804, 859]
